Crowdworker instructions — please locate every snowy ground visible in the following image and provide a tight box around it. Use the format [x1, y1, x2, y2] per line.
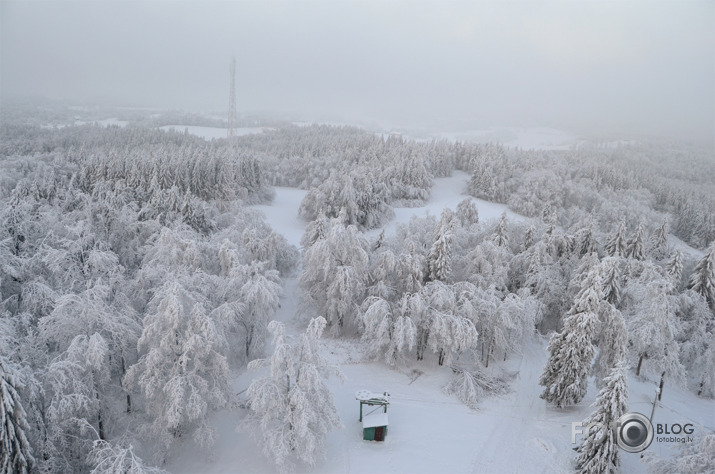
[367, 170, 523, 240]
[159, 125, 266, 140]
[167, 171, 714, 474]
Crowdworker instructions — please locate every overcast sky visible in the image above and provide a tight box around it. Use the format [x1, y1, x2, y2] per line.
[2, 1, 713, 140]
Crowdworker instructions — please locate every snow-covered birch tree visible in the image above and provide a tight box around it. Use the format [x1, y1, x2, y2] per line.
[246, 318, 342, 471]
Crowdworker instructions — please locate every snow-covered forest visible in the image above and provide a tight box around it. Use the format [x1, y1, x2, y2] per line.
[1, 103, 714, 474]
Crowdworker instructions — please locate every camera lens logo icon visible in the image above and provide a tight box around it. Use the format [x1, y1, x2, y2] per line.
[615, 412, 654, 453]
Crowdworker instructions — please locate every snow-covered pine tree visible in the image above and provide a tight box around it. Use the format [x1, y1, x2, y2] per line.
[540, 261, 602, 408]
[688, 241, 715, 309]
[247, 318, 342, 471]
[574, 362, 628, 474]
[427, 209, 455, 282]
[0, 355, 35, 474]
[626, 221, 645, 261]
[604, 220, 627, 258]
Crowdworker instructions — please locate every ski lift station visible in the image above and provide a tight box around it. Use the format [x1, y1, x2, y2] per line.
[356, 390, 390, 442]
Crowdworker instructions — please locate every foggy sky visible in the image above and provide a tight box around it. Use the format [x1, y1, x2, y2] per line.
[2, 1, 713, 141]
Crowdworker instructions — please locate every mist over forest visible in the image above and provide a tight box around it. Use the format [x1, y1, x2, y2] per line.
[1, 1, 714, 474]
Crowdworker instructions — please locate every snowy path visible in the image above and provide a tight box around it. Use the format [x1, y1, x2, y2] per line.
[251, 187, 309, 248]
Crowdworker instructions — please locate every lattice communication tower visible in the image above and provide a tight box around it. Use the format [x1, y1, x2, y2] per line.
[228, 57, 237, 138]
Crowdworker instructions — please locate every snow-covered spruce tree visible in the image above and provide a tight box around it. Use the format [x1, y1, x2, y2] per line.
[604, 220, 627, 258]
[665, 250, 683, 289]
[247, 318, 342, 471]
[600, 257, 622, 307]
[123, 282, 229, 459]
[574, 362, 628, 474]
[626, 221, 645, 261]
[688, 241, 715, 309]
[427, 209, 455, 283]
[0, 355, 35, 474]
[651, 219, 669, 258]
[592, 302, 627, 387]
[540, 261, 602, 408]
[491, 211, 509, 248]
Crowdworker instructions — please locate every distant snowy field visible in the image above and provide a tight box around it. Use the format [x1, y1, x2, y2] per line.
[169, 170, 715, 474]
[159, 125, 266, 140]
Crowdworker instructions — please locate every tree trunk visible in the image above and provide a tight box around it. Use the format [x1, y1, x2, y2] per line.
[96, 390, 105, 440]
[658, 371, 665, 401]
[485, 335, 494, 368]
[636, 353, 645, 376]
[122, 356, 131, 413]
[438, 348, 445, 366]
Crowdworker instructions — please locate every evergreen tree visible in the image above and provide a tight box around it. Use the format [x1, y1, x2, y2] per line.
[604, 220, 627, 258]
[0, 356, 35, 474]
[626, 222, 645, 261]
[593, 303, 627, 387]
[600, 257, 622, 307]
[427, 210, 455, 282]
[652, 219, 669, 255]
[574, 362, 628, 474]
[688, 241, 715, 309]
[540, 263, 602, 408]
[492, 211, 509, 248]
[665, 250, 683, 289]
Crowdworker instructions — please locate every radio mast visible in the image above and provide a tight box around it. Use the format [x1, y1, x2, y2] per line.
[227, 57, 237, 138]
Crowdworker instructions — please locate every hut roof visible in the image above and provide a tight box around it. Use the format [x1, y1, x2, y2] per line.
[362, 412, 389, 428]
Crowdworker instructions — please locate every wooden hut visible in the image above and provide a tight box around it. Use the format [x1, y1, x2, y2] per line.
[362, 412, 388, 441]
[355, 390, 390, 442]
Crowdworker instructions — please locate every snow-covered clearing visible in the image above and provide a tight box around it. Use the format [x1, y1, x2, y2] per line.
[368, 170, 523, 239]
[167, 170, 714, 474]
[250, 187, 309, 248]
[159, 125, 266, 140]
